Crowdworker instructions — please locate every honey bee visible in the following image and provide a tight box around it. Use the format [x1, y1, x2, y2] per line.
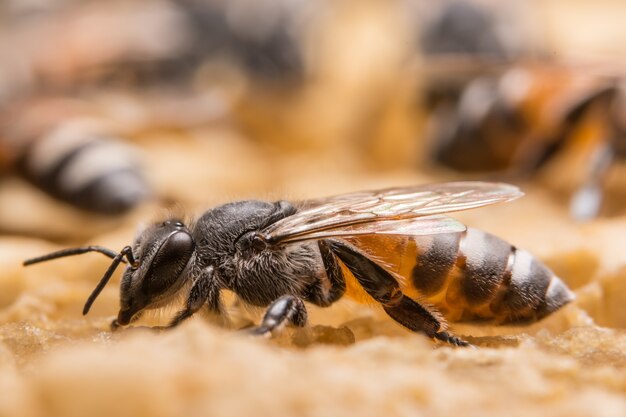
[23, 182, 574, 347]
[426, 63, 625, 219]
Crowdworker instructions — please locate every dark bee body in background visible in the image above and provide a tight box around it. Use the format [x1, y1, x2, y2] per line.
[176, 0, 306, 85]
[0, 98, 150, 215]
[417, 1, 626, 220]
[0, 0, 307, 97]
[15, 128, 150, 215]
[420, 0, 520, 60]
[428, 66, 619, 172]
[426, 64, 624, 219]
[24, 183, 574, 347]
[419, 0, 526, 109]
[419, 0, 532, 168]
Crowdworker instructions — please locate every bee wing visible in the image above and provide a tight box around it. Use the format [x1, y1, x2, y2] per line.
[262, 181, 522, 244]
[269, 215, 466, 243]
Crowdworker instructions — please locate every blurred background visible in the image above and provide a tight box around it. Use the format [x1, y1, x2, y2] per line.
[1, 0, 626, 240]
[2, 3, 626, 417]
[1, 0, 626, 333]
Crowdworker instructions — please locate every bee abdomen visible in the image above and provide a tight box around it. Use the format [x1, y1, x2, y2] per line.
[456, 229, 574, 322]
[16, 121, 150, 215]
[412, 228, 574, 322]
[458, 229, 512, 306]
[490, 248, 574, 321]
[411, 233, 461, 295]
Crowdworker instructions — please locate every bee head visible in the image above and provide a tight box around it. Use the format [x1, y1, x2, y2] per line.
[23, 219, 195, 327]
[116, 219, 195, 326]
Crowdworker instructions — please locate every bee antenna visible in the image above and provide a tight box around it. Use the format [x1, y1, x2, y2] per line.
[23, 246, 126, 266]
[83, 246, 136, 315]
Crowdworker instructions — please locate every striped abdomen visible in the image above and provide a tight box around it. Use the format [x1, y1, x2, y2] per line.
[14, 120, 150, 215]
[347, 228, 574, 323]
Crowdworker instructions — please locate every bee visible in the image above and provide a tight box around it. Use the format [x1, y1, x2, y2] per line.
[0, 98, 151, 215]
[426, 63, 624, 220]
[0, 0, 305, 95]
[414, 1, 626, 219]
[23, 182, 574, 347]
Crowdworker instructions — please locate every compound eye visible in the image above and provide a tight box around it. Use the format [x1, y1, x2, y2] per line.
[141, 231, 194, 295]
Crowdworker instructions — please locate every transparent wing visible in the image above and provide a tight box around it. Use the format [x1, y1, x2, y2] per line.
[262, 181, 522, 244]
[269, 215, 466, 243]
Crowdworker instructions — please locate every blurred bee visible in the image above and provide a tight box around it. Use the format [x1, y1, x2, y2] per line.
[417, 0, 626, 220]
[0, 0, 306, 96]
[0, 97, 150, 215]
[24, 182, 574, 347]
[0, 0, 311, 217]
[419, 0, 524, 63]
[426, 63, 624, 220]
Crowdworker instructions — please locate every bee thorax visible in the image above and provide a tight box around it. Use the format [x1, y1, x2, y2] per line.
[224, 242, 321, 307]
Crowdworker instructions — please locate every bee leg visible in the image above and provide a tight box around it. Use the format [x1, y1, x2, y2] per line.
[111, 319, 122, 331]
[110, 311, 144, 331]
[328, 240, 472, 347]
[570, 142, 613, 220]
[383, 296, 472, 347]
[327, 240, 403, 305]
[248, 295, 307, 337]
[168, 267, 223, 328]
[433, 331, 473, 347]
[304, 240, 346, 307]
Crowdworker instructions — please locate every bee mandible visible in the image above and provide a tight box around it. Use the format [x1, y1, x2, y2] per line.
[23, 182, 574, 347]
